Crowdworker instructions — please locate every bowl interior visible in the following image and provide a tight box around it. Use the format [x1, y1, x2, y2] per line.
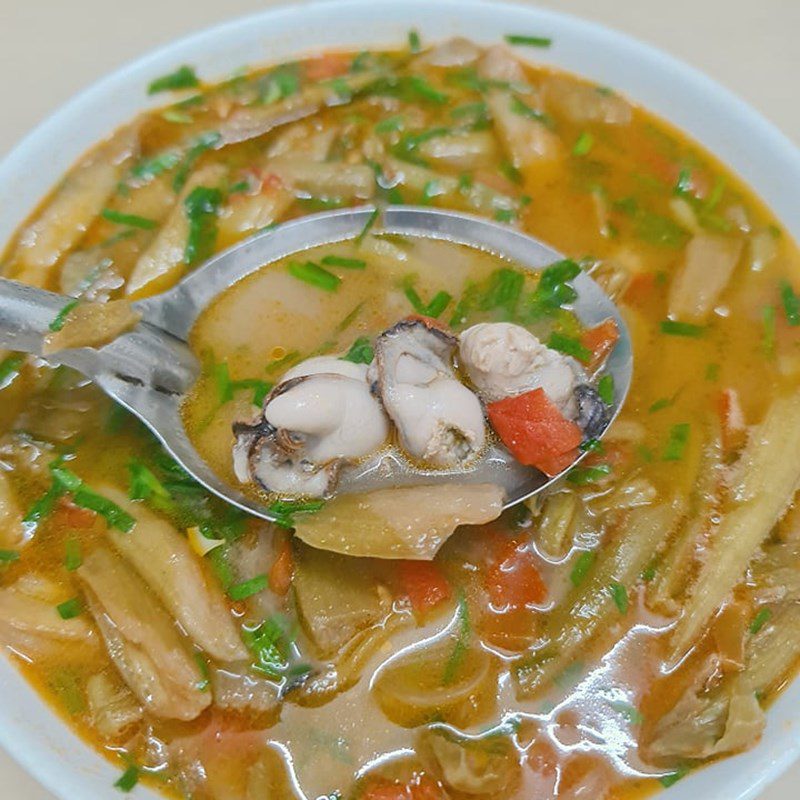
[0, 2, 798, 799]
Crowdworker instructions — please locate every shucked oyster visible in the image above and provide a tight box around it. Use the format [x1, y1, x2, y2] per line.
[233, 359, 390, 498]
[372, 317, 486, 468]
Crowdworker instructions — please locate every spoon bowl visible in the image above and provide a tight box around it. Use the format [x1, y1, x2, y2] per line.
[0, 205, 632, 522]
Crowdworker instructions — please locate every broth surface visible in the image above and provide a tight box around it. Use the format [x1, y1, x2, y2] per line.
[1, 35, 799, 800]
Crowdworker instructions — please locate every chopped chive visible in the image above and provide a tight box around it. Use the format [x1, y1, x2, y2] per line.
[780, 281, 800, 326]
[572, 131, 595, 156]
[406, 75, 449, 105]
[660, 319, 705, 337]
[210, 359, 232, 405]
[458, 173, 474, 192]
[0, 549, 20, 563]
[579, 438, 604, 454]
[642, 560, 658, 582]
[266, 498, 325, 529]
[426, 291, 453, 318]
[287, 261, 341, 292]
[659, 767, 689, 788]
[567, 464, 612, 485]
[228, 574, 269, 601]
[356, 208, 380, 244]
[408, 29, 421, 53]
[450, 101, 488, 120]
[750, 607, 772, 634]
[101, 209, 157, 230]
[662, 423, 690, 461]
[570, 551, 595, 587]
[705, 362, 720, 382]
[762, 305, 776, 356]
[320, 254, 367, 270]
[494, 208, 516, 223]
[128, 149, 182, 184]
[421, 179, 442, 203]
[50, 466, 135, 532]
[504, 33, 552, 47]
[50, 669, 85, 715]
[183, 184, 223, 265]
[64, 538, 82, 571]
[341, 336, 374, 365]
[23, 482, 66, 526]
[229, 378, 272, 406]
[56, 597, 83, 620]
[443, 592, 471, 685]
[194, 652, 211, 691]
[374, 115, 405, 134]
[610, 582, 629, 614]
[547, 332, 591, 363]
[598, 374, 614, 404]
[161, 108, 193, 124]
[648, 396, 673, 413]
[148, 65, 199, 95]
[114, 764, 140, 792]
[49, 300, 79, 332]
[173, 131, 221, 192]
[0, 354, 24, 387]
[509, 96, 549, 124]
[499, 161, 523, 185]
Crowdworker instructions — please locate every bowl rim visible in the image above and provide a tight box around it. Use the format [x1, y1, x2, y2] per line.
[0, 2, 798, 799]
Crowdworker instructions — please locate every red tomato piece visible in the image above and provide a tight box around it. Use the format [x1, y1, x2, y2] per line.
[485, 541, 547, 609]
[487, 388, 582, 476]
[56, 498, 97, 529]
[580, 318, 620, 370]
[303, 53, 351, 81]
[268, 538, 294, 596]
[397, 560, 452, 615]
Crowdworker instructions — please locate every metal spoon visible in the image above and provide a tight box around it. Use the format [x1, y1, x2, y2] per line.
[0, 205, 632, 522]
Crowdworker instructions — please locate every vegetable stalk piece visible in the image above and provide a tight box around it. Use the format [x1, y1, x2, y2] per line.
[42, 300, 142, 355]
[667, 234, 743, 323]
[6, 127, 139, 287]
[515, 501, 684, 698]
[487, 388, 583, 476]
[100, 485, 248, 662]
[78, 546, 210, 720]
[0, 471, 25, 549]
[126, 163, 227, 298]
[671, 393, 800, 658]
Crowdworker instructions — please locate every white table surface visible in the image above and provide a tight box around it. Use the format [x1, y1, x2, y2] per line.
[1, 1, 798, 797]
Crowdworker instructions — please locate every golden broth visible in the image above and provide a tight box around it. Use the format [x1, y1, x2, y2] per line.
[0, 35, 799, 800]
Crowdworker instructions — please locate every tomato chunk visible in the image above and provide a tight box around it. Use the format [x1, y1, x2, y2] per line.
[580, 318, 619, 369]
[485, 541, 547, 609]
[268, 537, 294, 596]
[361, 776, 446, 800]
[487, 388, 582, 476]
[397, 560, 452, 615]
[56, 498, 97, 529]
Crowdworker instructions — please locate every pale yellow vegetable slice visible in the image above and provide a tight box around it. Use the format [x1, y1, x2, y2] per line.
[102, 486, 248, 662]
[125, 163, 227, 298]
[8, 128, 138, 287]
[0, 470, 25, 549]
[42, 299, 141, 354]
[418, 132, 499, 171]
[543, 76, 633, 125]
[268, 157, 375, 200]
[668, 234, 743, 323]
[79, 546, 210, 721]
[292, 483, 505, 560]
[0, 580, 94, 640]
[671, 393, 800, 658]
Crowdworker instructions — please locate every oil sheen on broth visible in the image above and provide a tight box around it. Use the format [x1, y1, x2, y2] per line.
[1, 34, 800, 800]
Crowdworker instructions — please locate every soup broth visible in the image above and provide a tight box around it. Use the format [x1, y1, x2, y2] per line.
[1, 33, 799, 800]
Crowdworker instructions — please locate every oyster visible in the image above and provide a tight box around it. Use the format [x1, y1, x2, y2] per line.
[372, 317, 486, 468]
[232, 360, 390, 498]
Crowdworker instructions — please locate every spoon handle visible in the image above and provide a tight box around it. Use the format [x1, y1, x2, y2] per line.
[0, 278, 69, 354]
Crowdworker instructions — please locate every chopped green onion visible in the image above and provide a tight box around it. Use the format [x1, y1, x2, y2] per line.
[405, 75, 449, 105]
[570, 551, 595, 587]
[547, 332, 591, 363]
[56, 597, 83, 620]
[183, 185, 223, 265]
[162, 109, 194, 124]
[403, 282, 452, 318]
[243, 614, 294, 678]
[114, 764, 140, 792]
[101, 209, 157, 230]
[780, 281, 800, 326]
[0, 354, 24, 387]
[443, 592, 471, 685]
[0, 549, 20, 563]
[608, 699, 643, 725]
[579, 438, 604, 454]
[374, 115, 405, 134]
[229, 378, 272, 406]
[341, 336, 374, 364]
[321, 254, 366, 270]
[265, 350, 301, 374]
[451, 101, 488, 121]
[148, 65, 199, 95]
[128, 460, 172, 504]
[762, 305, 776, 356]
[660, 319, 705, 337]
[408, 29, 421, 53]
[648, 396, 673, 413]
[597, 374, 614, 405]
[499, 161, 523, 185]
[287, 261, 342, 292]
[49, 300, 79, 332]
[64, 538, 82, 572]
[750, 607, 772, 634]
[50, 466, 135, 532]
[572, 131, 595, 156]
[50, 669, 85, 716]
[356, 208, 380, 244]
[194, 652, 211, 692]
[23, 482, 66, 526]
[128, 149, 182, 184]
[494, 208, 516, 223]
[567, 464, 612, 485]
[504, 33, 552, 47]
[662, 423, 690, 461]
[509, 96, 549, 124]
[705, 362, 720, 382]
[173, 131, 221, 192]
[267, 498, 325, 529]
[659, 767, 689, 788]
[610, 582, 629, 614]
[228, 574, 269, 601]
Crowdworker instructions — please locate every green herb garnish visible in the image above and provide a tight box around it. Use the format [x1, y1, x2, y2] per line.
[288, 261, 342, 292]
[566, 464, 612, 485]
[659, 767, 689, 788]
[504, 33, 552, 47]
[0, 550, 20, 563]
[750, 607, 772, 634]
[101, 209, 157, 230]
[662, 423, 690, 461]
[114, 764, 140, 792]
[56, 597, 83, 620]
[780, 281, 800, 326]
[570, 551, 595, 587]
[267, 498, 325, 529]
[660, 319, 705, 337]
[183, 185, 223, 266]
[194, 652, 211, 692]
[608, 699, 643, 724]
[49, 300, 79, 333]
[547, 332, 591, 363]
[598, 374, 614, 404]
[648, 396, 673, 413]
[148, 65, 199, 95]
[610, 582, 629, 614]
[50, 465, 135, 532]
[64, 538, 82, 572]
[762, 305, 776, 356]
[341, 336, 374, 364]
[321, 254, 366, 269]
[228, 574, 269, 601]
[173, 131, 221, 192]
[242, 614, 295, 678]
[572, 131, 594, 156]
[356, 208, 380, 244]
[374, 115, 405, 134]
[510, 96, 550, 124]
[443, 592, 471, 685]
[408, 29, 421, 53]
[0, 354, 24, 388]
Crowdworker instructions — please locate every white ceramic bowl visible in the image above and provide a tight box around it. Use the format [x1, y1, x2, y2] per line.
[1, 1, 798, 797]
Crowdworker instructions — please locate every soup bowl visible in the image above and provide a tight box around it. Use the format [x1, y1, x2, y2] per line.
[0, 1, 798, 798]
